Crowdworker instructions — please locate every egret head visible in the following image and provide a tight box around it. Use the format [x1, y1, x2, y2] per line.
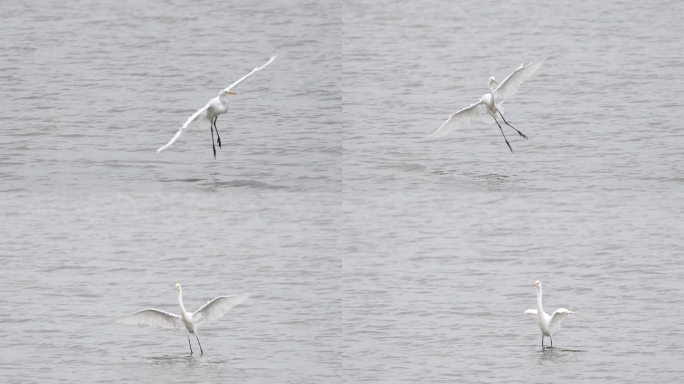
[488, 76, 498, 89]
[533, 280, 542, 289]
[175, 283, 182, 291]
[222, 90, 238, 96]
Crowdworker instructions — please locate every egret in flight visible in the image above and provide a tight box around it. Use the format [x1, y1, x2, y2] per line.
[157, 55, 277, 158]
[524, 280, 574, 348]
[429, 59, 545, 152]
[117, 283, 249, 355]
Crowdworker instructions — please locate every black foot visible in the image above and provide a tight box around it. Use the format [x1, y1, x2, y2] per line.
[217, 137, 222, 148]
[518, 131, 528, 140]
[505, 141, 513, 153]
[212, 144, 216, 158]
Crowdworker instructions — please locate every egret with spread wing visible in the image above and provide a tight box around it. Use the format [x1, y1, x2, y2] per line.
[157, 55, 277, 158]
[429, 59, 544, 152]
[117, 283, 249, 355]
[524, 280, 575, 348]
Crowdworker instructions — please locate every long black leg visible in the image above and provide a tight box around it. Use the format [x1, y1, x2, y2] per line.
[498, 111, 527, 139]
[210, 123, 216, 158]
[492, 114, 513, 153]
[187, 335, 194, 355]
[550, 336, 553, 348]
[195, 334, 204, 355]
[213, 117, 222, 148]
[541, 335, 544, 347]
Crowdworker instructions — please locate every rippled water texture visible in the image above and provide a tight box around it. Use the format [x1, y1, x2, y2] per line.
[341, 0, 684, 383]
[1, 0, 340, 383]
[2, 0, 684, 383]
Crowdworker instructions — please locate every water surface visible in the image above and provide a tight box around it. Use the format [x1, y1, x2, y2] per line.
[2, 0, 684, 383]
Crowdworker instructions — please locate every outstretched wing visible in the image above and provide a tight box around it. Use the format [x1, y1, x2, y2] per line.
[221, 55, 277, 94]
[156, 56, 276, 154]
[192, 293, 250, 324]
[493, 59, 545, 104]
[549, 308, 574, 333]
[428, 101, 490, 138]
[524, 309, 539, 321]
[117, 308, 182, 329]
[157, 103, 210, 153]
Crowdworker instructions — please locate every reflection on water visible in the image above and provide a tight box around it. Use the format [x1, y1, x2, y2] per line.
[430, 169, 449, 175]
[203, 179, 291, 191]
[537, 346, 585, 364]
[146, 354, 195, 366]
[146, 354, 236, 367]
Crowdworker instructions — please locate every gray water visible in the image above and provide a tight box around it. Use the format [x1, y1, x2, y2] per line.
[1, 0, 683, 383]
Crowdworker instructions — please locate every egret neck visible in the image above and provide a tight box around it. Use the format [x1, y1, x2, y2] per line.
[536, 284, 544, 319]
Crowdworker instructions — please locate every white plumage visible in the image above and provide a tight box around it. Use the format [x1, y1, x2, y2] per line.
[192, 294, 250, 324]
[118, 308, 181, 329]
[157, 55, 277, 157]
[430, 59, 545, 152]
[525, 280, 575, 348]
[117, 283, 249, 355]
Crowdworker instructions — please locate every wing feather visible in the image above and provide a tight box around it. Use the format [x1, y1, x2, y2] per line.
[117, 308, 182, 329]
[192, 293, 250, 324]
[549, 307, 574, 333]
[157, 104, 209, 153]
[493, 59, 545, 104]
[428, 101, 488, 138]
[221, 55, 277, 94]
[156, 55, 276, 154]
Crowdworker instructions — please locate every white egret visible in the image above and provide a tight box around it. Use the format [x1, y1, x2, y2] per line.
[524, 280, 574, 348]
[157, 55, 277, 158]
[429, 59, 545, 152]
[117, 283, 249, 355]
